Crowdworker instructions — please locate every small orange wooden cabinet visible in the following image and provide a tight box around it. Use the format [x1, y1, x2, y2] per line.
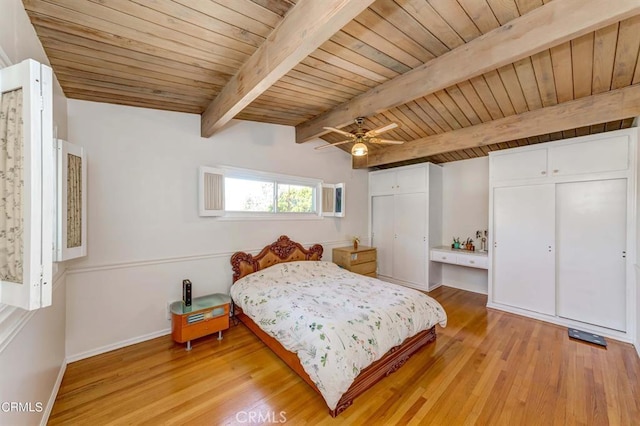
[170, 293, 231, 350]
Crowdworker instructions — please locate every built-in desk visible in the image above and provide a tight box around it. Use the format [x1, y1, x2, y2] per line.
[430, 246, 489, 270]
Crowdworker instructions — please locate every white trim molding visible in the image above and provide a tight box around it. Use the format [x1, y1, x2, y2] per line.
[67, 239, 352, 275]
[41, 360, 67, 426]
[0, 46, 11, 68]
[66, 328, 171, 363]
[0, 270, 66, 354]
[635, 264, 640, 360]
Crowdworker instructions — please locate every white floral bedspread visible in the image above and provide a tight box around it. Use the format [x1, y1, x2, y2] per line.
[230, 261, 447, 410]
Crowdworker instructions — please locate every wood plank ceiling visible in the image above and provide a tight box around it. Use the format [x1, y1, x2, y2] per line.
[22, 0, 640, 168]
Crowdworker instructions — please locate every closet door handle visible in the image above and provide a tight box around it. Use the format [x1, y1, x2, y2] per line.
[541, 171, 546, 175]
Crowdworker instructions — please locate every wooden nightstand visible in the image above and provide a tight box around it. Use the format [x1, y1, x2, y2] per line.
[332, 246, 377, 277]
[170, 293, 230, 351]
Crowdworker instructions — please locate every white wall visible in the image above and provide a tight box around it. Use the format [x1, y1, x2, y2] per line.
[636, 120, 640, 358]
[440, 157, 490, 294]
[0, 1, 68, 425]
[65, 100, 369, 360]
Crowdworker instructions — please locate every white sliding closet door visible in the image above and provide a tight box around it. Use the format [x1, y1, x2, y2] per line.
[393, 193, 427, 287]
[372, 195, 394, 277]
[556, 179, 627, 331]
[493, 184, 556, 315]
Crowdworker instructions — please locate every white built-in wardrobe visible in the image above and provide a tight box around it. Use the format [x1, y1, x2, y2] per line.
[369, 163, 442, 291]
[489, 128, 638, 341]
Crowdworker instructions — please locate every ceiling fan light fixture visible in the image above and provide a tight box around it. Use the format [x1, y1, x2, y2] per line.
[351, 142, 368, 156]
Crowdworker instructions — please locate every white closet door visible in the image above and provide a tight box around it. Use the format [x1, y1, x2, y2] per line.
[372, 195, 394, 277]
[393, 193, 427, 287]
[556, 179, 627, 331]
[493, 184, 556, 315]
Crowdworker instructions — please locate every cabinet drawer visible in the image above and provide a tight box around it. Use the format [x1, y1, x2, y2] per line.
[173, 304, 230, 343]
[350, 261, 377, 275]
[180, 305, 229, 327]
[350, 249, 376, 265]
[456, 255, 488, 269]
[180, 315, 229, 342]
[430, 251, 456, 265]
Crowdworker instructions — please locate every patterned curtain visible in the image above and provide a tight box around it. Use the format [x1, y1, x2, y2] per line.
[0, 89, 24, 284]
[67, 153, 82, 248]
[322, 186, 334, 213]
[204, 172, 223, 211]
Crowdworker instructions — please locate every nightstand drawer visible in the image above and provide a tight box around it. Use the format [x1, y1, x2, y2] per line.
[350, 250, 376, 265]
[350, 261, 376, 275]
[180, 305, 228, 327]
[172, 303, 230, 343]
[176, 313, 229, 342]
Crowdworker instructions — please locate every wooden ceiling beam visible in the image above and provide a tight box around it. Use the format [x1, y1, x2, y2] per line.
[200, 0, 375, 138]
[363, 84, 640, 168]
[296, 0, 640, 143]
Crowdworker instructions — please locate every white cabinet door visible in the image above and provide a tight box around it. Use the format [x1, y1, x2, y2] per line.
[393, 193, 427, 287]
[556, 179, 627, 331]
[549, 136, 629, 177]
[491, 148, 548, 181]
[369, 170, 396, 195]
[493, 184, 556, 315]
[395, 166, 426, 194]
[372, 195, 395, 277]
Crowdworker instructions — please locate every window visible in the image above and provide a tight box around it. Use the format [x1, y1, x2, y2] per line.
[0, 59, 54, 310]
[321, 183, 345, 217]
[199, 166, 321, 218]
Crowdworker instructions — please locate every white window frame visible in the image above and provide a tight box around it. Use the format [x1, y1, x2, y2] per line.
[321, 182, 345, 218]
[55, 139, 87, 261]
[201, 166, 323, 220]
[0, 59, 53, 310]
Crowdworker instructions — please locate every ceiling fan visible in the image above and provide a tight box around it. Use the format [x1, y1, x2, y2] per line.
[315, 117, 404, 156]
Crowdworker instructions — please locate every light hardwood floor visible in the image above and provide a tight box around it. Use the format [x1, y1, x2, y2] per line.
[49, 287, 640, 425]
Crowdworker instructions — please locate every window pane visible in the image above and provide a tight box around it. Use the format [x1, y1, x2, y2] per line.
[225, 177, 274, 212]
[277, 183, 315, 213]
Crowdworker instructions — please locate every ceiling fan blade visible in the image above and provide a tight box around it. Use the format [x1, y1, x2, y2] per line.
[365, 123, 398, 137]
[323, 126, 356, 138]
[369, 138, 405, 145]
[314, 139, 352, 150]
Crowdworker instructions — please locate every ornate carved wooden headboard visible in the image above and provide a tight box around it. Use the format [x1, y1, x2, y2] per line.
[230, 235, 323, 282]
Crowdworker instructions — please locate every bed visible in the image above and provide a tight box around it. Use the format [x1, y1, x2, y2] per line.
[230, 235, 447, 416]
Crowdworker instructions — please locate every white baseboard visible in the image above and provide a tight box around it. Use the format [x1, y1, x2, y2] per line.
[377, 275, 431, 292]
[487, 302, 633, 344]
[436, 281, 488, 295]
[67, 328, 170, 363]
[427, 283, 443, 292]
[40, 359, 67, 426]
